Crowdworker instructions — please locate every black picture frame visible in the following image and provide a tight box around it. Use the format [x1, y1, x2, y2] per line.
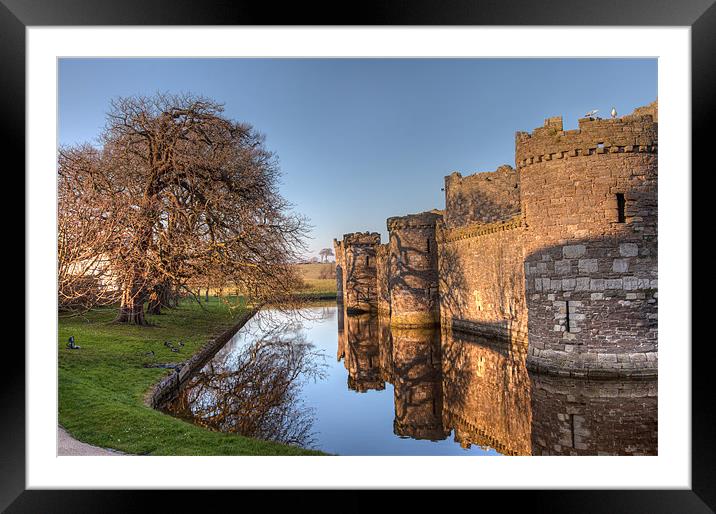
[6, 0, 710, 511]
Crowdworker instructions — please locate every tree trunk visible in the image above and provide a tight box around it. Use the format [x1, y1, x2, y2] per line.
[147, 281, 177, 314]
[115, 284, 147, 325]
[147, 289, 161, 315]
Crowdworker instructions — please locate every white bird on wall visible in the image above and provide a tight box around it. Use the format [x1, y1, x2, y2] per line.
[584, 109, 599, 118]
[611, 106, 617, 118]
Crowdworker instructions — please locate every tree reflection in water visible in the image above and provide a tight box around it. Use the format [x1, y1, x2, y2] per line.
[166, 309, 329, 448]
[165, 305, 657, 455]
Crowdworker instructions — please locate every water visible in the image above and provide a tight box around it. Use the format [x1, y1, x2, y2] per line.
[165, 304, 657, 456]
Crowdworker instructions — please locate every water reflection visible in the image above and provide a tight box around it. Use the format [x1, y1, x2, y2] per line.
[165, 310, 329, 448]
[165, 305, 657, 455]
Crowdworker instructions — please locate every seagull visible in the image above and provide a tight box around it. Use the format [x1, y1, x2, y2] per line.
[171, 347, 180, 353]
[584, 109, 599, 118]
[611, 106, 617, 118]
[144, 350, 155, 357]
[178, 341, 185, 347]
[164, 341, 173, 348]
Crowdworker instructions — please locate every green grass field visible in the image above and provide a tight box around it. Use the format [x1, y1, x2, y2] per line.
[58, 297, 325, 455]
[295, 263, 337, 298]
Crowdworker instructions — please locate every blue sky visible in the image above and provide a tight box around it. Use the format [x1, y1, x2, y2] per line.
[59, 58, 657, 258]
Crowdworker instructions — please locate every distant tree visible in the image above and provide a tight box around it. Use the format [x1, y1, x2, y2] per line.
[58, 92, 309, 323]
[319, 248, 334, 263]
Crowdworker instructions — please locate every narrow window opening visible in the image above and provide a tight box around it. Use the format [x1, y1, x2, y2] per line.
[569, 414, 576, 448]
[366, 255, 370, 267]
[565, 300, 571, 332]
[426, 238, 431, 253]
[616, 193, 626, 223]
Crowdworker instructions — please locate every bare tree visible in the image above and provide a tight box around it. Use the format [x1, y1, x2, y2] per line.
[58, 93, 309, 323]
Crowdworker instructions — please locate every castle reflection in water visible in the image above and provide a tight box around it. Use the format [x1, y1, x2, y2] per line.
[167, 305, 656, 455]
[337, 306, 657, 456]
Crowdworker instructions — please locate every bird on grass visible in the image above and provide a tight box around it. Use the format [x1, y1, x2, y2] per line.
[163, 341, 172, 348]
[144, 350, 155, 357]
[171, 347, 180, 353]
[66, 336, 81, 350]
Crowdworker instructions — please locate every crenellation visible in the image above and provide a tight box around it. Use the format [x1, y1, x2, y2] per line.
[336, 100, 657, 379]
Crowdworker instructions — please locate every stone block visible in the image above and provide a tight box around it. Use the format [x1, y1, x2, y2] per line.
[612, 258, 629, 273]
[575, 277, 590, 291]
[623, 276, 640, 290]
[555, 259, 572, 274]
[563, 244, 586, 259]
[619, 243, 639, 257]
[605, 278, 623, 290]
[590, 279, 606, 291]
[578, 259, 598, 273]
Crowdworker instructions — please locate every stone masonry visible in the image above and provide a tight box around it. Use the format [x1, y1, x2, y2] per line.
[341, 232, 381, 314]
[336, 101, 658, 378]
[387, 211, 443, 327]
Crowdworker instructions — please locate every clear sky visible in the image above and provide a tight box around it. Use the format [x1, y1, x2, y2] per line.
[59, 58, 657, 259]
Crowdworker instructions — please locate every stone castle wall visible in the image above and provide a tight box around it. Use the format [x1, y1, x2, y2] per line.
[444, 165, 520, 228]
[437, 215, 528, 343]
[375, 244, 391, 315]
[336, 101, 658, 378]
[517, 110, 658, 377]
[387, 211, 442, 327]
[342, 232, 381, 313]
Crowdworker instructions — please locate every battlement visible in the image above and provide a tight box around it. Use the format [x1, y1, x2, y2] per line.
[343, 231, 381, 246]
[387, 210, 443, 231]
[335, 100, 657, 378]
[515, 102, 658, 169]
[443, 165, 520, 228]
[437, 214, 524, 243]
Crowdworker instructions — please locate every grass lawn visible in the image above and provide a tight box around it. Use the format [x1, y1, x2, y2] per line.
[294, 263, 337, 299]
[58, 297, 326, 455]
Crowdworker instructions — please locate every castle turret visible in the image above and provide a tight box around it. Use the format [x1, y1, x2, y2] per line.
[342, 232, 381, 313]
[517, 103, 658, 377]
[387, 211, 442, 327]
[333, 239, 345, 303]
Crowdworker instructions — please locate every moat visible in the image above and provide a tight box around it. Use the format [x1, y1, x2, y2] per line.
[165, 304, 657, 456]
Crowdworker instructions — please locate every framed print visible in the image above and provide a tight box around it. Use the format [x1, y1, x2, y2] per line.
[6, 0, 712, 510]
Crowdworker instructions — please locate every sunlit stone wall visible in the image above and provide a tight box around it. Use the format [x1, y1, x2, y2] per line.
[387, 211, 443, 327]
[518, 105, 658, 377]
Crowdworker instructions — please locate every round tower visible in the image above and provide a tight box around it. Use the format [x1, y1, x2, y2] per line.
[516, 103, 658, 377]
[387, 211, 443, 327]
[343, 232, 381, 314]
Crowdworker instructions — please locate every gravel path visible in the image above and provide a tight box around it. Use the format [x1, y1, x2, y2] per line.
[58, 426, 125, 456]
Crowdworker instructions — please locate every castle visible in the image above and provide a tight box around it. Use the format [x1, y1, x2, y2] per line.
[335, 101, 658, 378]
